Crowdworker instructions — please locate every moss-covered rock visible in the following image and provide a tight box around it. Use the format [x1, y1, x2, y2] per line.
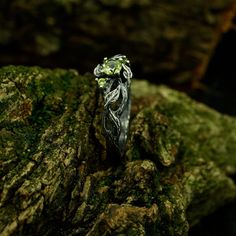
[0, 66, 236, 235]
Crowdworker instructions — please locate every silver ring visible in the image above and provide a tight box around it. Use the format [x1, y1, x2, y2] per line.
[94, 54, 132, 158]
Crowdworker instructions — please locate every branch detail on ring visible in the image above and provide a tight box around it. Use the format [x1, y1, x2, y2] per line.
[94, 54, 132, 157]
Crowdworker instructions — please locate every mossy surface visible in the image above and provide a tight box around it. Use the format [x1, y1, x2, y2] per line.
[0, 67, 236, 235]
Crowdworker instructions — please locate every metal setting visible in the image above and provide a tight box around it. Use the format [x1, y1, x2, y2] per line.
[94, 54, 132, 157]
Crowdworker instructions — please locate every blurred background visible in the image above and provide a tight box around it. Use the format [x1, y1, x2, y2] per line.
[0, 0, 236, 235]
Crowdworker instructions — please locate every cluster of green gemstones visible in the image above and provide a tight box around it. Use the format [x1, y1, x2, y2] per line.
[94, 55, 130, 88]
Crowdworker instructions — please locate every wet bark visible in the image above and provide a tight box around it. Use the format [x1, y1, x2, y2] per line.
[0, 66, 236, 235]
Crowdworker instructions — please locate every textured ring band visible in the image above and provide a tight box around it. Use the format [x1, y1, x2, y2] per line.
[94, 54, 132, 158]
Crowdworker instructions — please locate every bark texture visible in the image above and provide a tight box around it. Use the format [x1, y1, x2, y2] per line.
[0, 0, 236, 82]
[1, 66, 236, 235]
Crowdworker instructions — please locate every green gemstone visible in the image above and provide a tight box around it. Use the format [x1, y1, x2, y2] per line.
[96, 77, 107, 88]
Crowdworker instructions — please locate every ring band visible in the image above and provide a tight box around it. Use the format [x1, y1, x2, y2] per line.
[94, 54, 132, 158]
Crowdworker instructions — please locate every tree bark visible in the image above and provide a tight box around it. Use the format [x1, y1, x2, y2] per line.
[0, 1, 236, 83]
[0, 66, 236, 235]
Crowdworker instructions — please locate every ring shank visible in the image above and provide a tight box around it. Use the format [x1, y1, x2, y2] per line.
[94, 54, 132, 159]
[118, 87, 131, 156]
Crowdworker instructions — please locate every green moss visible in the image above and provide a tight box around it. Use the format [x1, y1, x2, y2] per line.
[1, 70, 236, 235]
[0, 65, 101, 235]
